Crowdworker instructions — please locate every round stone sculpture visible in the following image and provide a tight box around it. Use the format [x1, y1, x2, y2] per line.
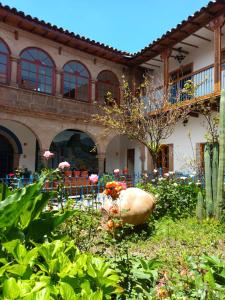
[101, 187, 155, 226]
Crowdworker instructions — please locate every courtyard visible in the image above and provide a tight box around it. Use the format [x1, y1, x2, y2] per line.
[0, 0, 225, 299]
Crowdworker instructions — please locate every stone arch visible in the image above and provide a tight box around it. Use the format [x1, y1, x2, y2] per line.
[49, 129, 98, 173]
[0, 118, 42, 173]
[0, 125, 23, 154]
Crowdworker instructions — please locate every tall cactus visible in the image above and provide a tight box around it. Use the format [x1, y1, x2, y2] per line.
[196, 191, 205, 222]
[212, 143, 219, 210]
[216, 90, 225, 220]
[204, 143, 213, 217]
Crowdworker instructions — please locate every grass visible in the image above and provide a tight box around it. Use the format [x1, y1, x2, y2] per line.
[130, 217, 225, 268]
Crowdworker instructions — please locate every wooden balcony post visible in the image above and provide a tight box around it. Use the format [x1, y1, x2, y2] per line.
[209, 15, 225, 93]
[160, 48, 172, 99]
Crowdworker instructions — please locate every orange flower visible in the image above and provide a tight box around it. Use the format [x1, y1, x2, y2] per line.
[107, 219, 114, 230]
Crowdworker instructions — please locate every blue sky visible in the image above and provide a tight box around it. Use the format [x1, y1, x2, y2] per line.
[1, 0, 209, 53]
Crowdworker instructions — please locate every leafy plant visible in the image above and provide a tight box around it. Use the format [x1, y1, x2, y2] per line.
[0, 173, 75, 243]
[0, 239, 122, 299]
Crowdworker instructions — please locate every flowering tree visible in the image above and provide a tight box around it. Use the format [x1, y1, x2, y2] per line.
[94, 74, 194, 169]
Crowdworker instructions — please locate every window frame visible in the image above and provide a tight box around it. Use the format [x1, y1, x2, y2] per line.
[96, 70, 120, 104]
[0, 37, 11, 85]
[18, 47, 56, 95]
[61, 60, 91, 102]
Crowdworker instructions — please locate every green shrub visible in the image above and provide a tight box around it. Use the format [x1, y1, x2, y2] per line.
[137, 179, 201, 220]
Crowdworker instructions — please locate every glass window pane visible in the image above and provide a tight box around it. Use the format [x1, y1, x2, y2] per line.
[0, 54, 7, 64]
[0, 41, 8, 53]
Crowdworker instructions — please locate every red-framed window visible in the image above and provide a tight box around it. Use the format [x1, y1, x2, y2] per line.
[19, 48, 55, 94]
[0, 38, 10, 84]
[62, 61, 91, 102]
[96, 70, 120, 104]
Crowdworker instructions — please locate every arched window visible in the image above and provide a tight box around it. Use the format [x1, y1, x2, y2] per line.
[19, 48, 55, 94]
[0, 38, 10, 84]
[62, 61, 91, 102]
[96, 70, 120, 104]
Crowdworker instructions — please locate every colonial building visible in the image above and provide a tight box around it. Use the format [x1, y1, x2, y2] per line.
[0, 1, 225, 177]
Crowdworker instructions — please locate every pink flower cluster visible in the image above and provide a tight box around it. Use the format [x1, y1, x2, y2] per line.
[89, 174, 99, 184]
[43, 150, 54, 160]
[114, 169, 120, 175]
[58, 161, 70, 170]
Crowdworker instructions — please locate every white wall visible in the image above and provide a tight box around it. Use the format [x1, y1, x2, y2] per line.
[163, 115, 213, 173]
[106, 135, 142, 174]
[0, 120, 36, 172]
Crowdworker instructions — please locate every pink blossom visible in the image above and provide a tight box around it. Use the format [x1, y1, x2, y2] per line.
[58, 161, 70, 170]
[8, 173, 14, 177]
[118, 181, 127, 190]
[43, 150, 54, 160]
[114, 169, 120, 175]
[89, 174, 98, 184]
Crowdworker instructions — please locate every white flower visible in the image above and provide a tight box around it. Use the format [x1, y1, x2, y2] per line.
[153, 169, 158, 173]
[173, 183, 178, 187]
[151, 179, 156, 182]
[192, 171, 197, 175]
[164, 173, 169, 177]
[158, 177, 164, 181]
[169, 171, 175, 175]
[179, 176, 187, 180]
[196, 181, 201, 186]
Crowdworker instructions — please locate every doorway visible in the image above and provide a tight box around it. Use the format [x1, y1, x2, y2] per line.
[0, 134, 14, 177]
[127, 148, 135, 174]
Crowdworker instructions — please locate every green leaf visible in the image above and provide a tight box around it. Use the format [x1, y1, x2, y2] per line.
[3, 277, 20, 299]
[0, 176, 46, 230]
[60, 282, 76, 300]
[0, 182, 12, 201]
[26, 210, 76, 242]
[204, 270, 216, 288]
[87, 261, 97, 278]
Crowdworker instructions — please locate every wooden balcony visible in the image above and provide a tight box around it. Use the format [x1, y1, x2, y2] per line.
[169, 64, 216, 104]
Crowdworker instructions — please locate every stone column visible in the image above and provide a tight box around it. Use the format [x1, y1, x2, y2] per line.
[13, 153, 21, 169]
[9, 55, 19, 87]
[209, 15, 225, 93]
[97, 152, 106, 174]
[160, 48, 172, 100]
[139, 144, 146, 173]
[55, 68, 63, 97]
[91, 79, 96, 103]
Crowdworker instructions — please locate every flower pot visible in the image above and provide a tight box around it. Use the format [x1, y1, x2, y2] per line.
[123, 168, 128, 175]
[73, 170, 81, 177]
[81, 171, 88, 178]
[64, 170, 72, 177]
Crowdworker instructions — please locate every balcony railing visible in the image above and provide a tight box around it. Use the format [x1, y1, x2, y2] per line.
[221, 62, 225, 89]
[169, 65, 214, 104]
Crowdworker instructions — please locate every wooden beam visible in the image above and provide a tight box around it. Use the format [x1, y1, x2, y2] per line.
[179, 41, 199, 48]
[152, 58, 163, 62]
[204, 24, 224, 36]
[192, 33, 211, 42]
[172, 47, 189, 54]
[209, 15, 225, 92]
[160, 48, 172, 98]
[144, 62, 161, 68]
